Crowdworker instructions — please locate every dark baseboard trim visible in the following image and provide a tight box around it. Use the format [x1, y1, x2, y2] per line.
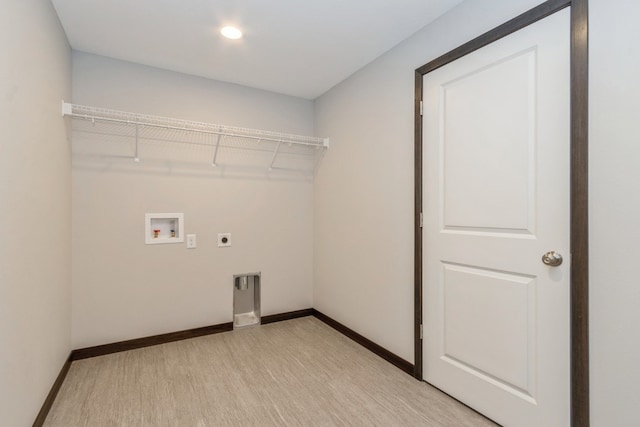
[261, 308, 314, 325]
[32, 353, 73, 427]
[311, 309, 414, 376]
[71, 308, 315, 361]
[71, 322, 234, 360]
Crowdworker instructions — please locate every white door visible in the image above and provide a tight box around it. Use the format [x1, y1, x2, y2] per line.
[422, 9, 570, 427]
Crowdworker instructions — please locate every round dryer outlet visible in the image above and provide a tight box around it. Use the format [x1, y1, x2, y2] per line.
[218, 233, 231, 247]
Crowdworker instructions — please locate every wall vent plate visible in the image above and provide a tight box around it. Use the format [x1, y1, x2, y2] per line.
[218, 233, 231, 247]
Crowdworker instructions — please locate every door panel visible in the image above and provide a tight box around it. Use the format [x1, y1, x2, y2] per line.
[442, 263, 535, 397]
[442, 48, 535, 232]
[423, 9, 570, 427]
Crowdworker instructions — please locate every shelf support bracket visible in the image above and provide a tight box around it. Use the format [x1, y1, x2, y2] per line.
[134, 124, 140, 163]
[268, 141, 282, 171]
[211, 130, 222, 167]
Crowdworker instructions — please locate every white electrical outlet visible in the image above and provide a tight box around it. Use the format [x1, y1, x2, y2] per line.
[186, 234, 197, 249]
[218, 233, 231, 247]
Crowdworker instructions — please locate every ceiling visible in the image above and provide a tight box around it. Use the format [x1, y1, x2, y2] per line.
[51, 0, 463, 99]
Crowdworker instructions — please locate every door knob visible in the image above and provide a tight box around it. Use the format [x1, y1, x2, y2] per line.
[542, 251, 563, 267]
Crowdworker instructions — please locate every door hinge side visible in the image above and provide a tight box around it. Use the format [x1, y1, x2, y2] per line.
[419, 100, 423, 116]
[420, 324, 423, 340]
[419, 212, 423, 228]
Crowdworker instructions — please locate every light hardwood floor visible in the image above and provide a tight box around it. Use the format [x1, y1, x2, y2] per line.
[44, 317, 496, 426]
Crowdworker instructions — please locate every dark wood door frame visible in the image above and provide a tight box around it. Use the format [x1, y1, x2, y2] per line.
[413, 0, 589, 425]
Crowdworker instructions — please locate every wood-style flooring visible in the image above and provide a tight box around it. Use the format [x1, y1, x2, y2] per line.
[44, 317, 496, 426]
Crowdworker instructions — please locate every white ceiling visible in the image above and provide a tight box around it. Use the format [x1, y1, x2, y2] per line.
[51, 0, 463, 99]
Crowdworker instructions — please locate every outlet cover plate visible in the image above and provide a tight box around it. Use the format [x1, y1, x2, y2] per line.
[218, 233, 231, 247]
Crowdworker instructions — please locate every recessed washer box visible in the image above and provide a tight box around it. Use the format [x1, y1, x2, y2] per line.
[145, 213, 184, 244]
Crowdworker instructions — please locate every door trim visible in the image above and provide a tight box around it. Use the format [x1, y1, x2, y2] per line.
[413, 1, 589, 426]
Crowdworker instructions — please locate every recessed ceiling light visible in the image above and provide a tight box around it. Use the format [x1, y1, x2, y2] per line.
[221, 26, 242, 40]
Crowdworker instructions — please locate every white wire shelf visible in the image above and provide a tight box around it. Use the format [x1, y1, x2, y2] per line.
[62, 101, 329, 172]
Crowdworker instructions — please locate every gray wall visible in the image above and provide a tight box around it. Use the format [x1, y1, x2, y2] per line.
[71, 53, 316, 348]
[589, 0, 640, 424]
[0, 0, 72, 425]
[314, 0, 546, 365]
